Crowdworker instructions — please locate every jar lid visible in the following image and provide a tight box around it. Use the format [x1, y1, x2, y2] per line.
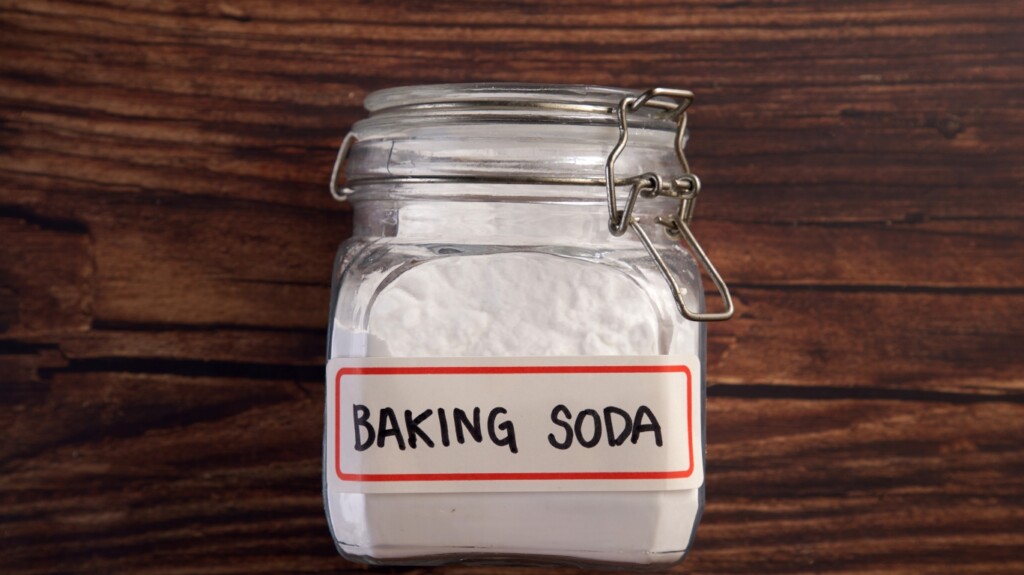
[338, 83, 686, 197]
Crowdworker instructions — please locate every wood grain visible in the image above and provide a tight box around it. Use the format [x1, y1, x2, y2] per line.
[1, 1, 1022, 573]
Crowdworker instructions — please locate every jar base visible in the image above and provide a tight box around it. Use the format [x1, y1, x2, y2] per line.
[325, 489, 700, 569]
[336, 546, 688, 570]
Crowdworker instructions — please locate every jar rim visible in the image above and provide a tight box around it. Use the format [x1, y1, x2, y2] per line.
[341, 83, 687, 202]
[364, 83, 638, 113]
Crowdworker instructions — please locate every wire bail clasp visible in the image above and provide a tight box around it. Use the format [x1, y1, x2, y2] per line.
[329, 132, 358, 201]
[605, 88, 734, 322]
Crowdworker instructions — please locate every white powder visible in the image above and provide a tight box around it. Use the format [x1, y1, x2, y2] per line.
[328, 252, 701, 564]
[367, 254, 680, 357]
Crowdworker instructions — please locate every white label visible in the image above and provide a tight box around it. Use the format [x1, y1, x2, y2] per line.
[325, 356, 703, 493]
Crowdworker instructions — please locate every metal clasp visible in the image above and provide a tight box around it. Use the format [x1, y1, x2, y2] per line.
[605, 88, 734, 322]
[329, 132, 358, 201]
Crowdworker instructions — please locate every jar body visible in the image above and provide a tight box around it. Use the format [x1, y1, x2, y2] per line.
[325, 194, 706, 567]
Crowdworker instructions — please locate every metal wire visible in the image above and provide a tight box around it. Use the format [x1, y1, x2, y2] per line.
[602, 88, 734, 322]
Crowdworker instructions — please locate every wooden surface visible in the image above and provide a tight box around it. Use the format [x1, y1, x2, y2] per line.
[2, 1, 1022, 573]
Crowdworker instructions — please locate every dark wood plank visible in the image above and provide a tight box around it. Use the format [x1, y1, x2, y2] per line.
[1, 0, 1022, 573]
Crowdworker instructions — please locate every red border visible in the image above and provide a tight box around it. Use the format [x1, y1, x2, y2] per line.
[334, 364, 693, 482]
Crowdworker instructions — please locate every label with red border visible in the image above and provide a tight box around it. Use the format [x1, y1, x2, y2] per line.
[325, 356, 703, 494]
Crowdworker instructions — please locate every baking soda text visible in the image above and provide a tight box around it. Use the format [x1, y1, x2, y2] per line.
[352, 403, 664, 454]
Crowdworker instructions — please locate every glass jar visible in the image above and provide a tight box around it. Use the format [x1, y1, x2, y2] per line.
[324, 84, 732, 568]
